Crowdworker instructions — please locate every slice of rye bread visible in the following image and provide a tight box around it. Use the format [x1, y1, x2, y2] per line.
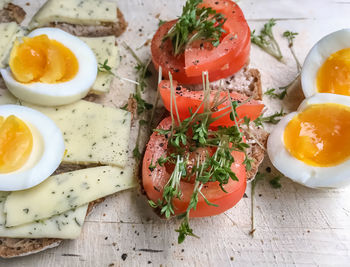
[0, 198, 104, 258]
[210, 66, 267, 181]
[0, 161, 105, 258]
[43, 8, 127, 37]
[0, 3, 26, 24]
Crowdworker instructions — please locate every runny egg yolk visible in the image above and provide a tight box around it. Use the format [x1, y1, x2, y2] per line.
[316, 48, 350, 96]
[284, 104, 350, 167]
[9, 35, 79, 84]
[0, 115, 33, 173]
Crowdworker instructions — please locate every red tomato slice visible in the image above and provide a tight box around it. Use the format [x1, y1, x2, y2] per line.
[159, 80, 264, 128]
[184, 0, 251, 78]
[142, 117, 247, 217]
[151, 20, 191, 83]
[151, 0, 250, 84]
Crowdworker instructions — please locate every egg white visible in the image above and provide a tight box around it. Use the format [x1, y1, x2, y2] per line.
[268, 93, 350, 188]
[0, 105, 65, 191]
[0, 28, 97, 106]
[301, 29, 350, 98]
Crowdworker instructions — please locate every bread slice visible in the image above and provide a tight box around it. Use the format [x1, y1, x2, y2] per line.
[245, 124, 268, 181]
[29, 0, 127, 37]
[49, 9, 127, 38]
[215, 67, 267, 181]
[185, 67, 267, 180]
[0, 3, 26, 24]
[0, 163, 104, 258]
[0, 198, 104, 258]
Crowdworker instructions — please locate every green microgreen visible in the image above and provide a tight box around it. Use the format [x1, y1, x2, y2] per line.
[148, 72, 255, 243]
[98, 59, 113, 74]
[254, 109, 285, 127]
[283, 30, 301, 71]
[264, 30, 301, 100]
[123, 42, 154, 160]
[269, 176, 282, 189]
[148, 156, 187, 218]
[251, 19, 283, 61]
[158, 19, 166, 27]
[162, 0, 227, 55]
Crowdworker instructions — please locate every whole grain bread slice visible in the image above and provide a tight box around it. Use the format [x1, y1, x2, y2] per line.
[0, 198, 104, 258]
[0, 3, 26, 24]
[34, 8, 127, 37]
[217, 67, 268, 180]
[0, 161, 105, 258]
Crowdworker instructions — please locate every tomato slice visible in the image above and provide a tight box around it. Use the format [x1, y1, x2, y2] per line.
[159, 80, 264, 128]
[151, 0, 250, 84]
[142, 117, 247, 217]
[184, 0, 251, 78]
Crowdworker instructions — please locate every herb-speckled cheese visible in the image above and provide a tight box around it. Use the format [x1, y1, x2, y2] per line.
[0, 22, 23, 68]
[0, 0, 10, 10]
[0, 92, 131, 167]
[29, 0, 118, 29]
[4, 165, 136, 227]
[0, 192, 88, 239]
[30, 100, 131, 167]
[80, 36, 119, 94]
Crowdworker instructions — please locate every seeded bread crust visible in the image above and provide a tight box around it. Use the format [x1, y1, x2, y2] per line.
[210, 67, 267, 180]
[0, 160, 105, 258]
[245, 124, 268, 181]
[0, 199, 103, 258]
[45, 8, 127, 37]
[0, 3, 26, 24]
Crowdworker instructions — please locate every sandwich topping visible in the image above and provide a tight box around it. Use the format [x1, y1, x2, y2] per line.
[9, 34, 79, 84]
[143, 74, 264, 243]
[151, 0, 251, 84]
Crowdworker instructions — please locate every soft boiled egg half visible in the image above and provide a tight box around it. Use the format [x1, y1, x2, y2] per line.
[0, 28, 97, 106]
[302, 29, 350, 97]
[0, 105, 64, 191]
[268, 93, 350, 188]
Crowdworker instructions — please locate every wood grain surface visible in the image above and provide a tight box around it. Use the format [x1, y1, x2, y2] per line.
[1, 0, 350, 266]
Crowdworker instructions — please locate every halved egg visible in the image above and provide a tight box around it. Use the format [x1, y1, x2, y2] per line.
[0, 28, 97, 106]
[0, 105, 64, 191]
[302, 29, 350, 97]
[268, 93, 350, 188]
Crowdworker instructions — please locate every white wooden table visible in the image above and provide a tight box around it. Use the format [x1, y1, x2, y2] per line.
[2, 0, 350, 266]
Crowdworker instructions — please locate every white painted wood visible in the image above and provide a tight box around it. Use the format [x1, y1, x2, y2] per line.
[1, 0, 350, 266]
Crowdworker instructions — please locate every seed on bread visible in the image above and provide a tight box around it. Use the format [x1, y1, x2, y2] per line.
[0, 3, 26, 24]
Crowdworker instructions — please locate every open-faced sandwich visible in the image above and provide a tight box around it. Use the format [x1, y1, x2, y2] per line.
[141, 0, 268, 243]
[0, 0, 138, 258]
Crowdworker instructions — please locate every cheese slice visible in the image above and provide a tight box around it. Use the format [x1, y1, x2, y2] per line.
[29, 0, 118, 29]
[0, 22, 23, 68]
[0, 93, 131, 167]
[4, 165, 136, 227]
[0, 0, 10, 10]
[80, 36, 119, 94]
[0, 191, 88, 239]
[31, 100, 131, 167]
